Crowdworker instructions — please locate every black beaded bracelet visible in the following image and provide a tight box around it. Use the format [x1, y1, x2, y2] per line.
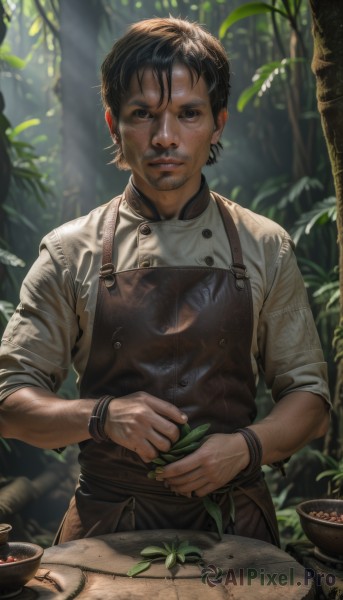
[236, 427, 263, 478]
[88, 395, 114, 443]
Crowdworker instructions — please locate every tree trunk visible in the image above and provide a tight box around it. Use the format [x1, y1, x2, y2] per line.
[59, 0, 101, 222]
[0, 2, 11, 215]
[309, 0, 343, 459]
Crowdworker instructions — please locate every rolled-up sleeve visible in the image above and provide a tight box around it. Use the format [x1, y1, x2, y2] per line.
[0, 233, 79, 401]
[257, 234, 330, 405]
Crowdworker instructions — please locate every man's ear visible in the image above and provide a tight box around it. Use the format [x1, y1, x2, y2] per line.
[105, 108, 118, 140]
[211, 109, 228, 145]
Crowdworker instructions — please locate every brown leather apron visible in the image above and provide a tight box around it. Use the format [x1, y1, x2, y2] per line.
[56, 183, 279, 546]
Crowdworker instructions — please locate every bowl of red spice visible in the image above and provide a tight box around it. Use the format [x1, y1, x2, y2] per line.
[296, 498, 343, 557]
[0, 540, 44, 592]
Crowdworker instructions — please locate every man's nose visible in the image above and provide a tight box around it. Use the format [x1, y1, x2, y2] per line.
[151, 113, 179, 147]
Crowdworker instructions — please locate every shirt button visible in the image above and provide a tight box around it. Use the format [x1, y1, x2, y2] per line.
[140, 260, 150, 267]
[202, 229, 212, 239]
[140, 224, 151, 235]
[113, 341, 122, 350]
[179, 379, 188, 387]
[219, 338, 226, 347]
[205, 256, 214, 266]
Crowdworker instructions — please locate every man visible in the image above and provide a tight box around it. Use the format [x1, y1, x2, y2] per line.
[0, 17, 330, 546]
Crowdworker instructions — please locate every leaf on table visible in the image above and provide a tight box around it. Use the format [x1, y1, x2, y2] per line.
[127, 560, 152, 577]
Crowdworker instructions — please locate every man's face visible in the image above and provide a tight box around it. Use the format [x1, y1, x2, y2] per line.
[106, 64, 227, 208]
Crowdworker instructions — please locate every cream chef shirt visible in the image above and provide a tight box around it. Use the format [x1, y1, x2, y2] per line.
[0, 182, 330, 406]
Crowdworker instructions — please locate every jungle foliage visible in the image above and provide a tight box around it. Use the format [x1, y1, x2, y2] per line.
[0, 0, 341, 542]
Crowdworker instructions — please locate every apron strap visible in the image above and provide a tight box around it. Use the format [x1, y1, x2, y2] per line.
[212, 192, 250, 289]
[99, 191, 249, 281]
[99, 196, 121, 288]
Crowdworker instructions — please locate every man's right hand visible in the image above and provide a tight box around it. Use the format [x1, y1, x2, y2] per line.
[104, 393, 188, 463]
[0, 387, 187, 459]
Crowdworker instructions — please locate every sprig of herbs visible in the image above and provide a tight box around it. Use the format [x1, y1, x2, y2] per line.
[127, 537, 203, 577]
[147, 422, 235, 539]
[147, 423, 211, 476]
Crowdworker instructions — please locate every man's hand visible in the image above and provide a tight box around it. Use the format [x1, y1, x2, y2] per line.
[104, 392, 188, 463]
[155, 433, 250, 497]
[153, 392, 330, 497]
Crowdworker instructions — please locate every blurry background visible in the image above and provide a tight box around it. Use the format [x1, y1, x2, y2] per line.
[0, 0, 341, 548]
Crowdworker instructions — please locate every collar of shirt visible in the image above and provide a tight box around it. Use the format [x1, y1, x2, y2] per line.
[124, 175, 210, 221]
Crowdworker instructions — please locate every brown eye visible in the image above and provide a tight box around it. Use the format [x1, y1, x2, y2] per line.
[181, 109, 200, 119]
[133, 109, 151, 119]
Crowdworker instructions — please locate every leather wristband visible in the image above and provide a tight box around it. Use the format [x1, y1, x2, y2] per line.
[88, 395, 114, 443]
[236, 427, 263, 478]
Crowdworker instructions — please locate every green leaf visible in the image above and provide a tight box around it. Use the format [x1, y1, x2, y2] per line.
[237, 59, 300, 112]
[0, 50, 26, 69]
[279, 176, 324, 208]
[0, 301, 15, 323]
[0, 248, 25, 267]
[291, 196, 336, 245]
[219, 2, 287, 38]
[160, 452, 183, 462]
[182, 545, 203, 556]
[163, 542, 172, 553]
[29, 16, 42, 37]
[3, 204, 39, 232]
[165, 551, 177, 569]
[140, 545, 168, 557]
[8, 119, 41, 140]
[237, 78, 266, 113]
[180, 422, 191, 436]
[151, 457, 167, 465]
[228, 492, 236, 523]
[0, 439, 12, 452]
[325, 289, 340, 310]
[169, 423, 210, 451]
[170, 441, 201, 455]
[127, 560, 152, 577]
[12, 166, 42, 179]
[202, 495, 223, 539]
[177, 539, 190, 550]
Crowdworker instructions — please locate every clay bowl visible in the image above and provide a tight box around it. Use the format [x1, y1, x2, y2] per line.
[296, 499, 343, 558]
[0, 541, 44, 592]
[0, 525, 12, 546]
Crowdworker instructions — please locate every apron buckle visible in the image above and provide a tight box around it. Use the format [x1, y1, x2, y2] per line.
[230, 263, 249, 290]
[100, 263, 116, 288]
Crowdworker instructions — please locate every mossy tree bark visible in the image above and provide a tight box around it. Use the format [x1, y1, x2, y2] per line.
[309, 1, 343, 458]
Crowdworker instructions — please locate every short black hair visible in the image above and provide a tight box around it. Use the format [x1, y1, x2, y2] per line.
[101, 17, 230, 168]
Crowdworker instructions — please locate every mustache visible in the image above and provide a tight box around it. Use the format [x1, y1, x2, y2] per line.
[144, 151, 188, 161]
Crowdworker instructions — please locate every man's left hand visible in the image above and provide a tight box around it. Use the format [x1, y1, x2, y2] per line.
[155, 433, 249, 497]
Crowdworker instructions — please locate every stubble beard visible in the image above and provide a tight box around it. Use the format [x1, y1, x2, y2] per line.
[144, 171, 191, 192]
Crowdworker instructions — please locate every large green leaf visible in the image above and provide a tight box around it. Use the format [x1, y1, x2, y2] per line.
[291, 196, 336, 245]
[219, 2, 287, 39]
[237, 58, 301, 112]
[278, 176, 323, 208]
